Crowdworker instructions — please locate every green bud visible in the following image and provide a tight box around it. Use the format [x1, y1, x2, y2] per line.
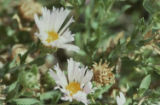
[19, 71, 39, 89]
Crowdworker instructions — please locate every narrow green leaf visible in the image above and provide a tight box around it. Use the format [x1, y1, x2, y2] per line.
[40, 91, 56, 101]
[12, 98, 40, 105]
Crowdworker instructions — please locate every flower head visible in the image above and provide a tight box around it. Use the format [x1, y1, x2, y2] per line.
[116, 92, 126, 105]
[92, 60, 115, 86]
[49, 58, 94, 105]
[34, 7, 79, 52]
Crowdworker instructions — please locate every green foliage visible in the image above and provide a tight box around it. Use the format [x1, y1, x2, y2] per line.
[93, 84, 112, 99]
[143, 0, 160, 29]
[0, 0, 160, 105]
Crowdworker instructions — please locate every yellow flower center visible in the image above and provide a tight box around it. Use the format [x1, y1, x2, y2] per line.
[66, 82, 81, 96]
[46, 31, 59, 43]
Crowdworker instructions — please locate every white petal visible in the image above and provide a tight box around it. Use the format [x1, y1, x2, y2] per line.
[71, 61, 81, 82]
[59, 29, 74, 43]
[73, 91, 89, 105]
[61, 89, 73, 102]
[52, 7, 70, 32]
[116, 92, 126, 105]
[78, 67, 88, 83]
[56, 44, 80, 52]
[83, 82, 94, 94]
[49, 69, 59, 82]
[34, 14, 40, 29]
[54, 64, 68, 88]
[61, 95, 72, 102]
[81, 70, 93, 85]
[75, 66, 88, 83]
[67, 58, 74, 82]
[59, 17, 74, 35]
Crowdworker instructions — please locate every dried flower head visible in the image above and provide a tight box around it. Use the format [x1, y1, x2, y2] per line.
[92, 60, 115, 86]
[19, 0, 42, 21]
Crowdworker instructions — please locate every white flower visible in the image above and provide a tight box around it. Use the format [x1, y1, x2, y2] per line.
[34, 7, 79, 52]
[49, 58, 94, 105]
[116, 92, 126, 105]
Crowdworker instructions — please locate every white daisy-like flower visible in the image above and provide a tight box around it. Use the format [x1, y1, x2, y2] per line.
[49, 58, 94, 105]
[116, 92, 126, 105]
[34, 7, 79, 52]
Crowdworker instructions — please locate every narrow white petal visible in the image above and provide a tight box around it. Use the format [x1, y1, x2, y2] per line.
[73, 91, 89, 105]
[59, 29, 74, 43]
[56, 44, 80, 52]
[67, 58, 74, 82]
[81, 70, 93, 85]
[34, 14, 40, 29]
[78, 67, 88, 83]
[59, 16, 74, 35]
[53, 64, 68, 88]
[71, 61, 81, 82]
[52, 7, 70, 32]
[49, 69, 59, 82]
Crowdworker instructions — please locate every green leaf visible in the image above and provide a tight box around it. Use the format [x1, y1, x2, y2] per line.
[40, 91, 61, 103]
[29, 56, 45, 66]
[6, 81, 19, 101]
[7, 81, 18, 93]
[139, 75, 151, 90]
[93, 84, 112, 98]
[12, 98, 40, 105]
[9, 55, 18, 69]
[143, 0, 160, 14]
[19, 50, 29, 65]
